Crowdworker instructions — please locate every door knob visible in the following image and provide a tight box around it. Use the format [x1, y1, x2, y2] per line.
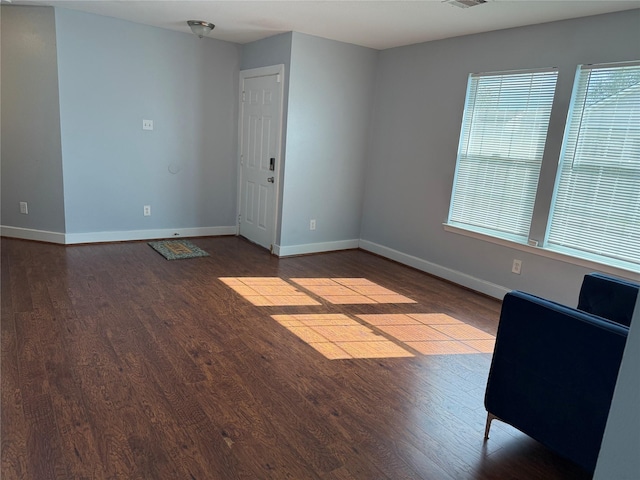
[267, 177, 274, 183]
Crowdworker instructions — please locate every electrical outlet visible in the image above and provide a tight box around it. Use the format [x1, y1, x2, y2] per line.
[19, 202, 28, 214]
[310, 219, 316, 231]
[142, 119, 154, 131]
[144, 205, 151, 216]
[512, 259, 522, 275]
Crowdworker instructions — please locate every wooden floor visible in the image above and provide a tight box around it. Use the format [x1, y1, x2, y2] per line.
[1, 236, 591, 480]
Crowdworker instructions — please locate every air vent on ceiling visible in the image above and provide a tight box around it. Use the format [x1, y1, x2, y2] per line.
[445, 0, 488, 8]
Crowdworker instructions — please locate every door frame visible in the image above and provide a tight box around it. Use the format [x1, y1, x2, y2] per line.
[236, 64, 286, 253]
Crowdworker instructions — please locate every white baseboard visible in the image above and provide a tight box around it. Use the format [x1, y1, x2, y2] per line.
[0, 226, 66, 244]
[358, 239, 510, 300]
[274, 238, 359, 257]
[1, 225, 237, 245]
[65, 226, 237, 244]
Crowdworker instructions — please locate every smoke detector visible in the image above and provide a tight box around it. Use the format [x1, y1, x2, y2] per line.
[445, 0, 488, 8]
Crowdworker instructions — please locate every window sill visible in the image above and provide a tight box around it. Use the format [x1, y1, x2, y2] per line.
[443, 223, 640, 280]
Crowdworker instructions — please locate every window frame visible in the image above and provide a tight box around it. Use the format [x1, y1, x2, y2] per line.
[447, 67, 559, 242]
[445, 62, 640, 276]
[545, 61, 640, 269]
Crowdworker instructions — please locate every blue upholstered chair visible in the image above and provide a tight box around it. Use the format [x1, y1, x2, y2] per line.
[577, 272, 638, 327]
[484, 273, 638, 473]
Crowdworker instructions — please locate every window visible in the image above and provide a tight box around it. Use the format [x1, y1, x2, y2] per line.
[447, 62, 640, 273]
[547, 62, 640, 267]
[448, 68, 558, 241]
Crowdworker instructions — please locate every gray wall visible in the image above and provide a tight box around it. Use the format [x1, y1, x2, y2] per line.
[361, 10, 640, 305]
[3, 5, 637, 291]
[1, 6, 66, 233]
[280, 32, 377, 249]
[55, 9, 241, 234]
[241, 32, 292, 71]
[594, 294, 640, 480]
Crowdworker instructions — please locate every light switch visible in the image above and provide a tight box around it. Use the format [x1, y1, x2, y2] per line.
[142, 119, 154, 130]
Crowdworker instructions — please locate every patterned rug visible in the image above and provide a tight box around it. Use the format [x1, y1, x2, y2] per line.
[148, 239, 209, 260]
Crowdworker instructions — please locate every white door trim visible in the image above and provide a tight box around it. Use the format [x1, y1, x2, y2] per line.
[237, 64, 286, 252]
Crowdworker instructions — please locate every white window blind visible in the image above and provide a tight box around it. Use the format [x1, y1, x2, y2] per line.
[547, 62, 640, 267]
[448, 68, 558, 240]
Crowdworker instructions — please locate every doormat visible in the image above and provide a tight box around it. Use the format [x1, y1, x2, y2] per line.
[148, 239, 210, 260]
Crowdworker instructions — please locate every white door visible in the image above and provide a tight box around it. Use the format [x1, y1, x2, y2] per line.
[238, 66, 284, 251]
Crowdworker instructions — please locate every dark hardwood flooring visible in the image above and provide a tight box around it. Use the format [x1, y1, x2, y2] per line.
[1, 236, 591, 479]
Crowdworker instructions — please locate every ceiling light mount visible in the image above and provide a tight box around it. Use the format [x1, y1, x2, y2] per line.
[187, 20, 215, 39]
[445, 0, 488, 8]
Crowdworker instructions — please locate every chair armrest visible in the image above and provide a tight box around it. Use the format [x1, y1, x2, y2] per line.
[578, 273, 639, 327]
[485, 291, 628, 473]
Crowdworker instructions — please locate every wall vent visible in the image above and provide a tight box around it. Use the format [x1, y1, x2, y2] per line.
[445, 0, 488, 8]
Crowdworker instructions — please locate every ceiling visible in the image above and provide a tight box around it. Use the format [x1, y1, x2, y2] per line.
[8, 0, 640, 50]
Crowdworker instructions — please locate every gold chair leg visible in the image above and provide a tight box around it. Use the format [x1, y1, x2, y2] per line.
[484, 412, 498, 440]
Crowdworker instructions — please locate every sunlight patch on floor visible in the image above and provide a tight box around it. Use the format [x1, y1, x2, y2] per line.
[290, 278, 417, 304]
[219, 277, 321, 306]
[220, 277, 495, 359]
[358, 313, 495, 355]
[271, 314, 414, 360]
